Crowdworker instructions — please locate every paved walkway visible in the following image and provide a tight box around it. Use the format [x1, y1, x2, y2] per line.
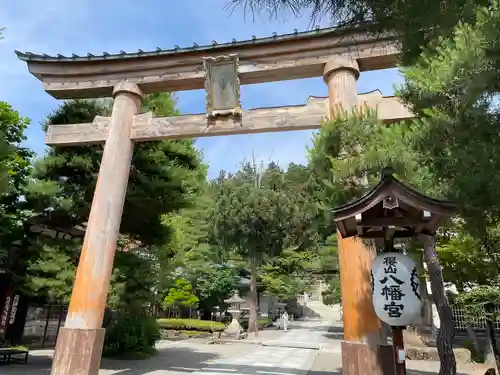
[191, 318, 337, 375]
[3, 313, 488, 375]
[3, 318, 338, 375]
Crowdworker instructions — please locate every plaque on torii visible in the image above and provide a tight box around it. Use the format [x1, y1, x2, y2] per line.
[203, 54, 242, 118]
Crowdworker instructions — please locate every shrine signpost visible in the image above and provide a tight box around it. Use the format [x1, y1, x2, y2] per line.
[372, 252, 423, 375]
[333, 168, 455, 375]
[17, 26, 412, 375]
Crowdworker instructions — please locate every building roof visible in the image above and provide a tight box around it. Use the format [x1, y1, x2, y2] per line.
[333, 167, 456, 239]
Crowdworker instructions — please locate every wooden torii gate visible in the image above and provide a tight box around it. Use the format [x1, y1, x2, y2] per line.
[16, 26, 411, 375]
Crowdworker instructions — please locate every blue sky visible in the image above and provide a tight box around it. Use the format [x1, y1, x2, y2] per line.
[0, 0, 403, 178]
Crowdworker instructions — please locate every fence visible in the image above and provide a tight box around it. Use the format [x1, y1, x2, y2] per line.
[23, 304, 67, 348]
[451, 304, 500, 332]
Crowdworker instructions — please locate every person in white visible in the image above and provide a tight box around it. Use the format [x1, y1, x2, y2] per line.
[282, 310, 289, 332]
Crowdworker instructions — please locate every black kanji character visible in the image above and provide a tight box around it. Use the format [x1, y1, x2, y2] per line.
[410, 267, 421, 300]
[379, 275, 404, 285]
[389, 275, 405, 285]
[370, 271, 375, 295]
[381, 285, 405, 301]
[384, 301, 404, 318]
[383, 256, 397, 274]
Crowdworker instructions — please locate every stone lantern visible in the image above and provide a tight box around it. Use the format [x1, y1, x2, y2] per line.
[224, 290, 246, 339]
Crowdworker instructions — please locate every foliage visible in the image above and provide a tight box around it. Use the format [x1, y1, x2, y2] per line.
[398, 2, 500, 296]
[22, 93, 206, 307]
[0, 102, 33, 285]
[456, 286, 500, 323]
[103, 313, 160, 359]
[195, 262, 238, 313]
[23, 238, 78, 303]
[437, 224, 500, 291]
[29, 96, 206, 245]
[399, 1, 500, 221]
[308, 109, 434, 206]
[228, 0, 487, 64]
[156, 318, 226, 332]
[108, 250, 159, 313]
[260, 246, 315, 301]
[163, 194, 238, 315]
[321, 275, 342, 306]
[213, 182, 293, 260]
[163, 278, 199, 310]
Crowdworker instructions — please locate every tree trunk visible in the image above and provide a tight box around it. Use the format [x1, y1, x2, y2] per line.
[485, 319, 500, 373]
[422, 235, 457, 375]
[419, 250, 433, 327]
[248, 257, 259, 336]
[465, 325, 479, 357]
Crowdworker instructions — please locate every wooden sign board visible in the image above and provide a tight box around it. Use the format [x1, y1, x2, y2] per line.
[203, 54, 242, 118]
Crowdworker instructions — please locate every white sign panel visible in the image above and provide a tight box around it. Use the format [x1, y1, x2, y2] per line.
[371, 252, 422, 326]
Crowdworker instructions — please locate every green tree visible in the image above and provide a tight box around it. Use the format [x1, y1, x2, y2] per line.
[438, 224, 500, 292]
[213, 180, 294, 334]
[22, 93, 206, 308]
[308, 110, 457, 374]
[457, 287, 500, 370]
[399, 1, 500, 226]
[160, 189, 239, 317]
[397, 10, 500, 372]
[228, 0, 487, 65]
[163, 278, 199, 314]
[321, 276, 341, 306]
[260, 246, 315, 301]
[0, 102, 33, 286]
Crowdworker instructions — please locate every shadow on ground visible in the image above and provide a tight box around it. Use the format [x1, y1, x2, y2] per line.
[101, 346, 220, 375]
[2, 346, 221, 375]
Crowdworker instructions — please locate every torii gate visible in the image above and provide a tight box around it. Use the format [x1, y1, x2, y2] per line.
[16, 26, 412, 375]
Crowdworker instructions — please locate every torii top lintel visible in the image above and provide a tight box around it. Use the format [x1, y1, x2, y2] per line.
[333, 168, 456, 239]
[15, 25, 400, 99]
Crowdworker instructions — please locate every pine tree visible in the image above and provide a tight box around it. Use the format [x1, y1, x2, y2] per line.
[22, 93, 207, 307]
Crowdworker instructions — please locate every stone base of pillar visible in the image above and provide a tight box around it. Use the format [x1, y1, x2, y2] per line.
[51, 328, 105, 375]
[341, 341, 396, 375]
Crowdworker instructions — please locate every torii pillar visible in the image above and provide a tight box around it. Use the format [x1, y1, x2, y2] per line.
[50, 82, 143, 375]
[323, 58, 392, 375]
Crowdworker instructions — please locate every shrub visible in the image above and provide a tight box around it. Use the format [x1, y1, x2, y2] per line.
[157, 318, 226, 332]
[103, 313, 160, 359]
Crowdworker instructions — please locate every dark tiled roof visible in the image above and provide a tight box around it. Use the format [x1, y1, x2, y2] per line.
[14, 25, 365, 62]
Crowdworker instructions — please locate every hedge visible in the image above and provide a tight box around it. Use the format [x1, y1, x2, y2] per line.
[157, 318, 226, 332]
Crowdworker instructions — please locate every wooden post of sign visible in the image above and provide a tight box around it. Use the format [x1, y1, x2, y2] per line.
[384, 234, 406, 375]
[323, 57, 390, 375]
[51, 81, 143, 375]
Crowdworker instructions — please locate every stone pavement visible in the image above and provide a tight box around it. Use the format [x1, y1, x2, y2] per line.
[191, 318, 337, 375]
[2, 318, 337, 375]
[2, 315, 489, 375]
